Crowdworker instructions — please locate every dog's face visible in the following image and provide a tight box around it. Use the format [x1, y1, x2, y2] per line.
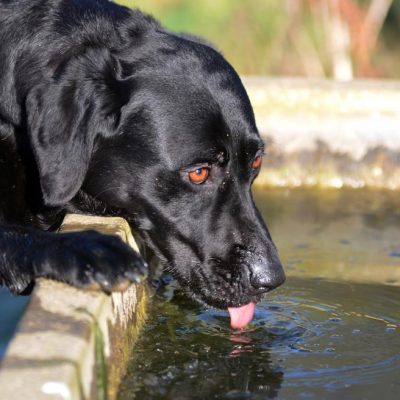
[30, 30, 284, 309]
[81, 34, 285, 309]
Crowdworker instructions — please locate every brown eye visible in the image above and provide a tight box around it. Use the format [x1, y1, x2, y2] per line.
[188, 167, 209, 184]
[252, 155, 262, 170]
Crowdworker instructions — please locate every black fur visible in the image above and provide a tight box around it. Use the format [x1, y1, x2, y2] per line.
[0, 0, 285, 308]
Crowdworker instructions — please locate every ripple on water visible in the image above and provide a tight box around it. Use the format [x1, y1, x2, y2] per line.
[118, 277, 400, 400]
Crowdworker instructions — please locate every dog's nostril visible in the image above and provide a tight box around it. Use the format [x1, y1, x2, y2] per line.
[248, 260, 286, 291]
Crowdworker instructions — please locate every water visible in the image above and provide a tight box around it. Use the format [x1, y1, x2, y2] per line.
[255, 188, 400, 286]
[118, 188, 400, 399]
[0, 288, 29, 358]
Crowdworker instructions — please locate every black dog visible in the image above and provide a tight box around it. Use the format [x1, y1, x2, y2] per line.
[0, 0, 284, 327]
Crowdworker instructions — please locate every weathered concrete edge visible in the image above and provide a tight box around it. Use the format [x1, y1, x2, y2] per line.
[0, 215, 147, 400]
[242, 77, 400, 190]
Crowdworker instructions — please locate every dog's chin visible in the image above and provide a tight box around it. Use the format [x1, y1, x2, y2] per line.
[182, 283, 265, 310]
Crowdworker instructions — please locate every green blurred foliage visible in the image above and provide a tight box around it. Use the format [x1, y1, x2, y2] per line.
[116, 0, 399, 78]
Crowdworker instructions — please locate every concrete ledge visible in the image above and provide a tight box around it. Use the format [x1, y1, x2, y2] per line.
[0, 215, 147, 400]
[243, 78, 400, 189]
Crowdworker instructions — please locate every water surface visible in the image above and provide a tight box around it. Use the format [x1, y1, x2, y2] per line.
[119, 278, 399, 399]
[0, 288, 29, 358]
[119, 188, 400, 399]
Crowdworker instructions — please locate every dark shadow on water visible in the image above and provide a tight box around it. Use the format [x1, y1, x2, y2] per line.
[118, 285, 284, 399]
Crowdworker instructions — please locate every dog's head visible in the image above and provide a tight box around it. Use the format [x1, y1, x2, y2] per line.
[28, 24, 285, 313]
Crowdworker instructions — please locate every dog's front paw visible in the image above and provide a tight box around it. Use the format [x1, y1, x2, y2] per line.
[33, 230, 147, 292]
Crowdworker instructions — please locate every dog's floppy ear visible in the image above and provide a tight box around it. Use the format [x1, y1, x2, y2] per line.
[26, 49, 131, 207]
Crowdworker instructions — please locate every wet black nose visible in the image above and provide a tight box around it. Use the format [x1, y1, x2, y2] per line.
[248, 258, 286, 291]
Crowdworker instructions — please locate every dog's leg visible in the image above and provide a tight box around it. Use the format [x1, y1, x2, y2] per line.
[0, 225, 147, 294]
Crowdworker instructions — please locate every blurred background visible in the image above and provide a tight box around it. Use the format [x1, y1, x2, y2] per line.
[117, 0, 399, 81]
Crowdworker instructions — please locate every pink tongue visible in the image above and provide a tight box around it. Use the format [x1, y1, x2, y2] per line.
[228, 302, 255, 329]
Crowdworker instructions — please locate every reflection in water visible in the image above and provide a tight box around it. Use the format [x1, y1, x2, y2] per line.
[118, 189, 400, 399]
[119, 286, 284, 399]
[255, 188, 400, 285]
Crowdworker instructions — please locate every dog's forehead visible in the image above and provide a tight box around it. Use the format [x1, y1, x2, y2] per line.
[166, 128, 263, 169]
[167, 101, 261, 167]
[140, 75, 261, 166]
